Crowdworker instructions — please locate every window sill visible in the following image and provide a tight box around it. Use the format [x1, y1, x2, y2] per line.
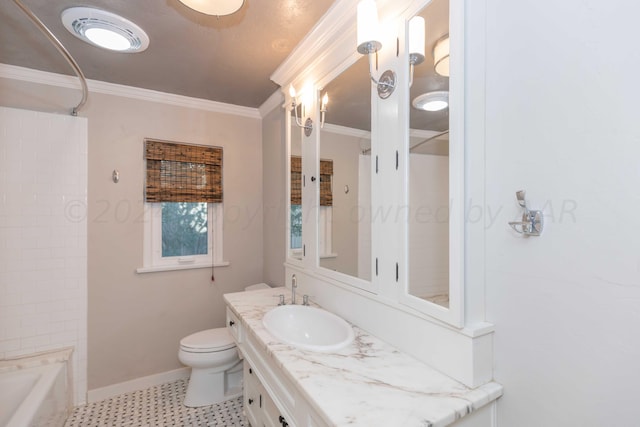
[136, 261, 230, 274]
[320, 253, 338, 259]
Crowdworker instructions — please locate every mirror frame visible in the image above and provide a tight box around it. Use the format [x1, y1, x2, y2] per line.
[398, 0, 464, 327]
[280, 0, 469, 328]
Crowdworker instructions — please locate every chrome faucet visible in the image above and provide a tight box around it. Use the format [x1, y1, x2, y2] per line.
[291, 274, 297, 305]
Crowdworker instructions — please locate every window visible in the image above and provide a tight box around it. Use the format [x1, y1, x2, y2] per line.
[139, 139, 226, 273]
[289, 156, 333, 257]
[290, 204, 302, 249]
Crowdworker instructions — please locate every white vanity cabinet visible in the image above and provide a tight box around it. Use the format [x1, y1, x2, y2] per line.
[228, 308, 329, 427]
[224, 291, 502, 427]
[244, 362, 283, 427]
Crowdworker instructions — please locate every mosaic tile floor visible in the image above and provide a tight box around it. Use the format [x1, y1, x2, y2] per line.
[65, 379, 248, 427]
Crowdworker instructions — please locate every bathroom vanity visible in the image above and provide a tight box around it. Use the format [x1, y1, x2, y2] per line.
[225, 288, 502, 427]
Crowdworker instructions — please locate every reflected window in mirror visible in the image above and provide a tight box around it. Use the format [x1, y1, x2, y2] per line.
[408, 0, 450, 307]
[318, 55, 372, 282]
[288, 109, 304, 260]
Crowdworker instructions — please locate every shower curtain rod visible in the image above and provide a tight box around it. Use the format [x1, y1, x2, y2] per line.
[13, 0, 88, 116]
[408, 129, 449, 153]
[361, 129, 449, 154]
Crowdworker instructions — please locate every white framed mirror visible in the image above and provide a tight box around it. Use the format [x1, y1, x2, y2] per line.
[401, 0, 464, 326]
[316, 55, 374, 288]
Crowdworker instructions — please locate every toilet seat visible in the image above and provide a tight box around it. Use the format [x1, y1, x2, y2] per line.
[180, 328, 236, 353]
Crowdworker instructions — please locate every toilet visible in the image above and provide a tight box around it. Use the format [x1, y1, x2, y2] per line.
[178, 283, 270, 407]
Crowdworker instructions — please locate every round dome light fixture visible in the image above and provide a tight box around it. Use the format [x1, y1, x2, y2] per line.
[61, 7, 149, 53]
[433, 35, 450, 77]
[177, 0, 245, 16]
[412, 91, 449, 112]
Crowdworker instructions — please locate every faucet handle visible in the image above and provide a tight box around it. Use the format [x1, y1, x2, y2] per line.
[275, 294, 285, 306]
[302, 294, 315, 306]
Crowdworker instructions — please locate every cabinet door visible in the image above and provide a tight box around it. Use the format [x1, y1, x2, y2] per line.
[243, 362, 261, 426]
[259, 379, 287, 427]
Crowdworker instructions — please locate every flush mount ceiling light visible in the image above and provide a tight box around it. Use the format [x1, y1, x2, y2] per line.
[61, 7, 149, 53]
[433, 35, 450, 77]
[177, 0, 245, 16]
[412, 91, 449, 112]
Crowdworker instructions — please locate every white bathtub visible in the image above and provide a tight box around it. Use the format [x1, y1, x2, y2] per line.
[0, 350, 71, 427]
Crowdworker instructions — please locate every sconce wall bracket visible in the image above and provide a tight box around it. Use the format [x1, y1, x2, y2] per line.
[304, 118, 313, 137]
[376, 70, 396, 99]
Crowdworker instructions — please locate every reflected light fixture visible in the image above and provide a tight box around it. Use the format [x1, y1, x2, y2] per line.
[320, 93, 329, 128]
[289, 85, 314, 137]
[412, 91, 449, 112]
[433, 35, 450, 77]
[177, 0, 244, 16]
[408, 16, 425, 87]
[61, 7, 149, 52]
[356, 0, 396, 99]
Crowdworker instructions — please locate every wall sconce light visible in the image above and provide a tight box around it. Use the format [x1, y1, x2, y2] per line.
[320, 93, 328, 128]
[356, 0, 396, 99]
[289, 85, 313, 137]
[408, 16, 425, 87]
[433, 34, 450, 77]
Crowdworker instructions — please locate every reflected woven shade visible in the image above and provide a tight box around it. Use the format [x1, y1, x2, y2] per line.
[290, 156, 332, 206]
[319, 159, 333, 207]
[290, 156, 302, 205]
[145, 139, 223, 203]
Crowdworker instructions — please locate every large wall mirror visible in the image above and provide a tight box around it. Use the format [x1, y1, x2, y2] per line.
[407, 0, 452, 308]
[317, 55, 372, 282]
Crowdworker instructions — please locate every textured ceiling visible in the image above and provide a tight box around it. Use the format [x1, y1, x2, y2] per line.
[0, 0, 335, 108]
[1, 0, 449, 134]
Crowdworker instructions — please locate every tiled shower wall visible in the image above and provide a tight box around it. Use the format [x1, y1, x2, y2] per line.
[0, 106, 88, 404]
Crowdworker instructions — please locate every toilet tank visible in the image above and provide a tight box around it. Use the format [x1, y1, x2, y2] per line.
[245, 283, 270, 291]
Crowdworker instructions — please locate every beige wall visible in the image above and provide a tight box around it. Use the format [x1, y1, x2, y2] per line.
[0, 77, 264, 390]
[318, 130, 362, 277]
[261, 104, 287, 287]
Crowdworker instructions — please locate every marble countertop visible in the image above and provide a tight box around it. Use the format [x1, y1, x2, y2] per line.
[224, 288, 503, 427]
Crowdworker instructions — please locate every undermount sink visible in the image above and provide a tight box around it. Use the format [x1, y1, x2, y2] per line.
[262, 305, 355, 352]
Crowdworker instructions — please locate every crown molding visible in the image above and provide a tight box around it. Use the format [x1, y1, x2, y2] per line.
[0, 63, 261, 119]
[270, 0, 357, 88]
[321, 123, 371, 139]
[258, 89, 284, 118]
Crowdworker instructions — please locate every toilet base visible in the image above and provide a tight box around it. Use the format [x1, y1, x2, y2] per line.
[183, 360, 243, 407]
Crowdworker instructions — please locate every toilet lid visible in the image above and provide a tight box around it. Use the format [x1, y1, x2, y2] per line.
[180, 328, 236, 352]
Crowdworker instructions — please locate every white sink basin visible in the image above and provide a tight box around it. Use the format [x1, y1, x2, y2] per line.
[262, 305, 354, 352]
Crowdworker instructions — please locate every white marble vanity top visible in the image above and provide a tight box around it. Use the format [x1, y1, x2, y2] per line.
[224, 288, 503, 427]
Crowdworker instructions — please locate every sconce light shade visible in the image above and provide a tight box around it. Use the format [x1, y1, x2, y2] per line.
[357, 0, 382, 54]
[412, 91, 449, 112]
[177, 0, 244, 16]
[433, 35, 450, 77]
[409, 16, 425, 65]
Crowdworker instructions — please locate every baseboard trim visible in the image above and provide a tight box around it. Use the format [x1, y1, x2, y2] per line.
[87, 367, 191, 403]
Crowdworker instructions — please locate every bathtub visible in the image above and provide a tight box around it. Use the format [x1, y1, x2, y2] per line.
[0, 349, 72, 427]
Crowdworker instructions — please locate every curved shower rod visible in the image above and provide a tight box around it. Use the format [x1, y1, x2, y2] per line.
[12, 0, 88, 116]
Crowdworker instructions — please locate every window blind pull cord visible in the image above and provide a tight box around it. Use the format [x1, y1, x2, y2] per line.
[211, 229, 215, 282]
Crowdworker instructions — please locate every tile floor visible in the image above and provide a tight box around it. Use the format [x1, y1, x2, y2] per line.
[64, 379, 248, 427]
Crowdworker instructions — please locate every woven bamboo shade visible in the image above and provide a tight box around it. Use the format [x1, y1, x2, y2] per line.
[290, 156, 332, 206]
[145, 139, 223, 203]
[290, 156, 302, 205]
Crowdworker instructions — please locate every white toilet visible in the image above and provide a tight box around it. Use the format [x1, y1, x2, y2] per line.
[178, 283, 270, 407]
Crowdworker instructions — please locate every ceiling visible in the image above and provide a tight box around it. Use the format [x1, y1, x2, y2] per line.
[1, 0, 449, 135]
[0, 0, 334, 108]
